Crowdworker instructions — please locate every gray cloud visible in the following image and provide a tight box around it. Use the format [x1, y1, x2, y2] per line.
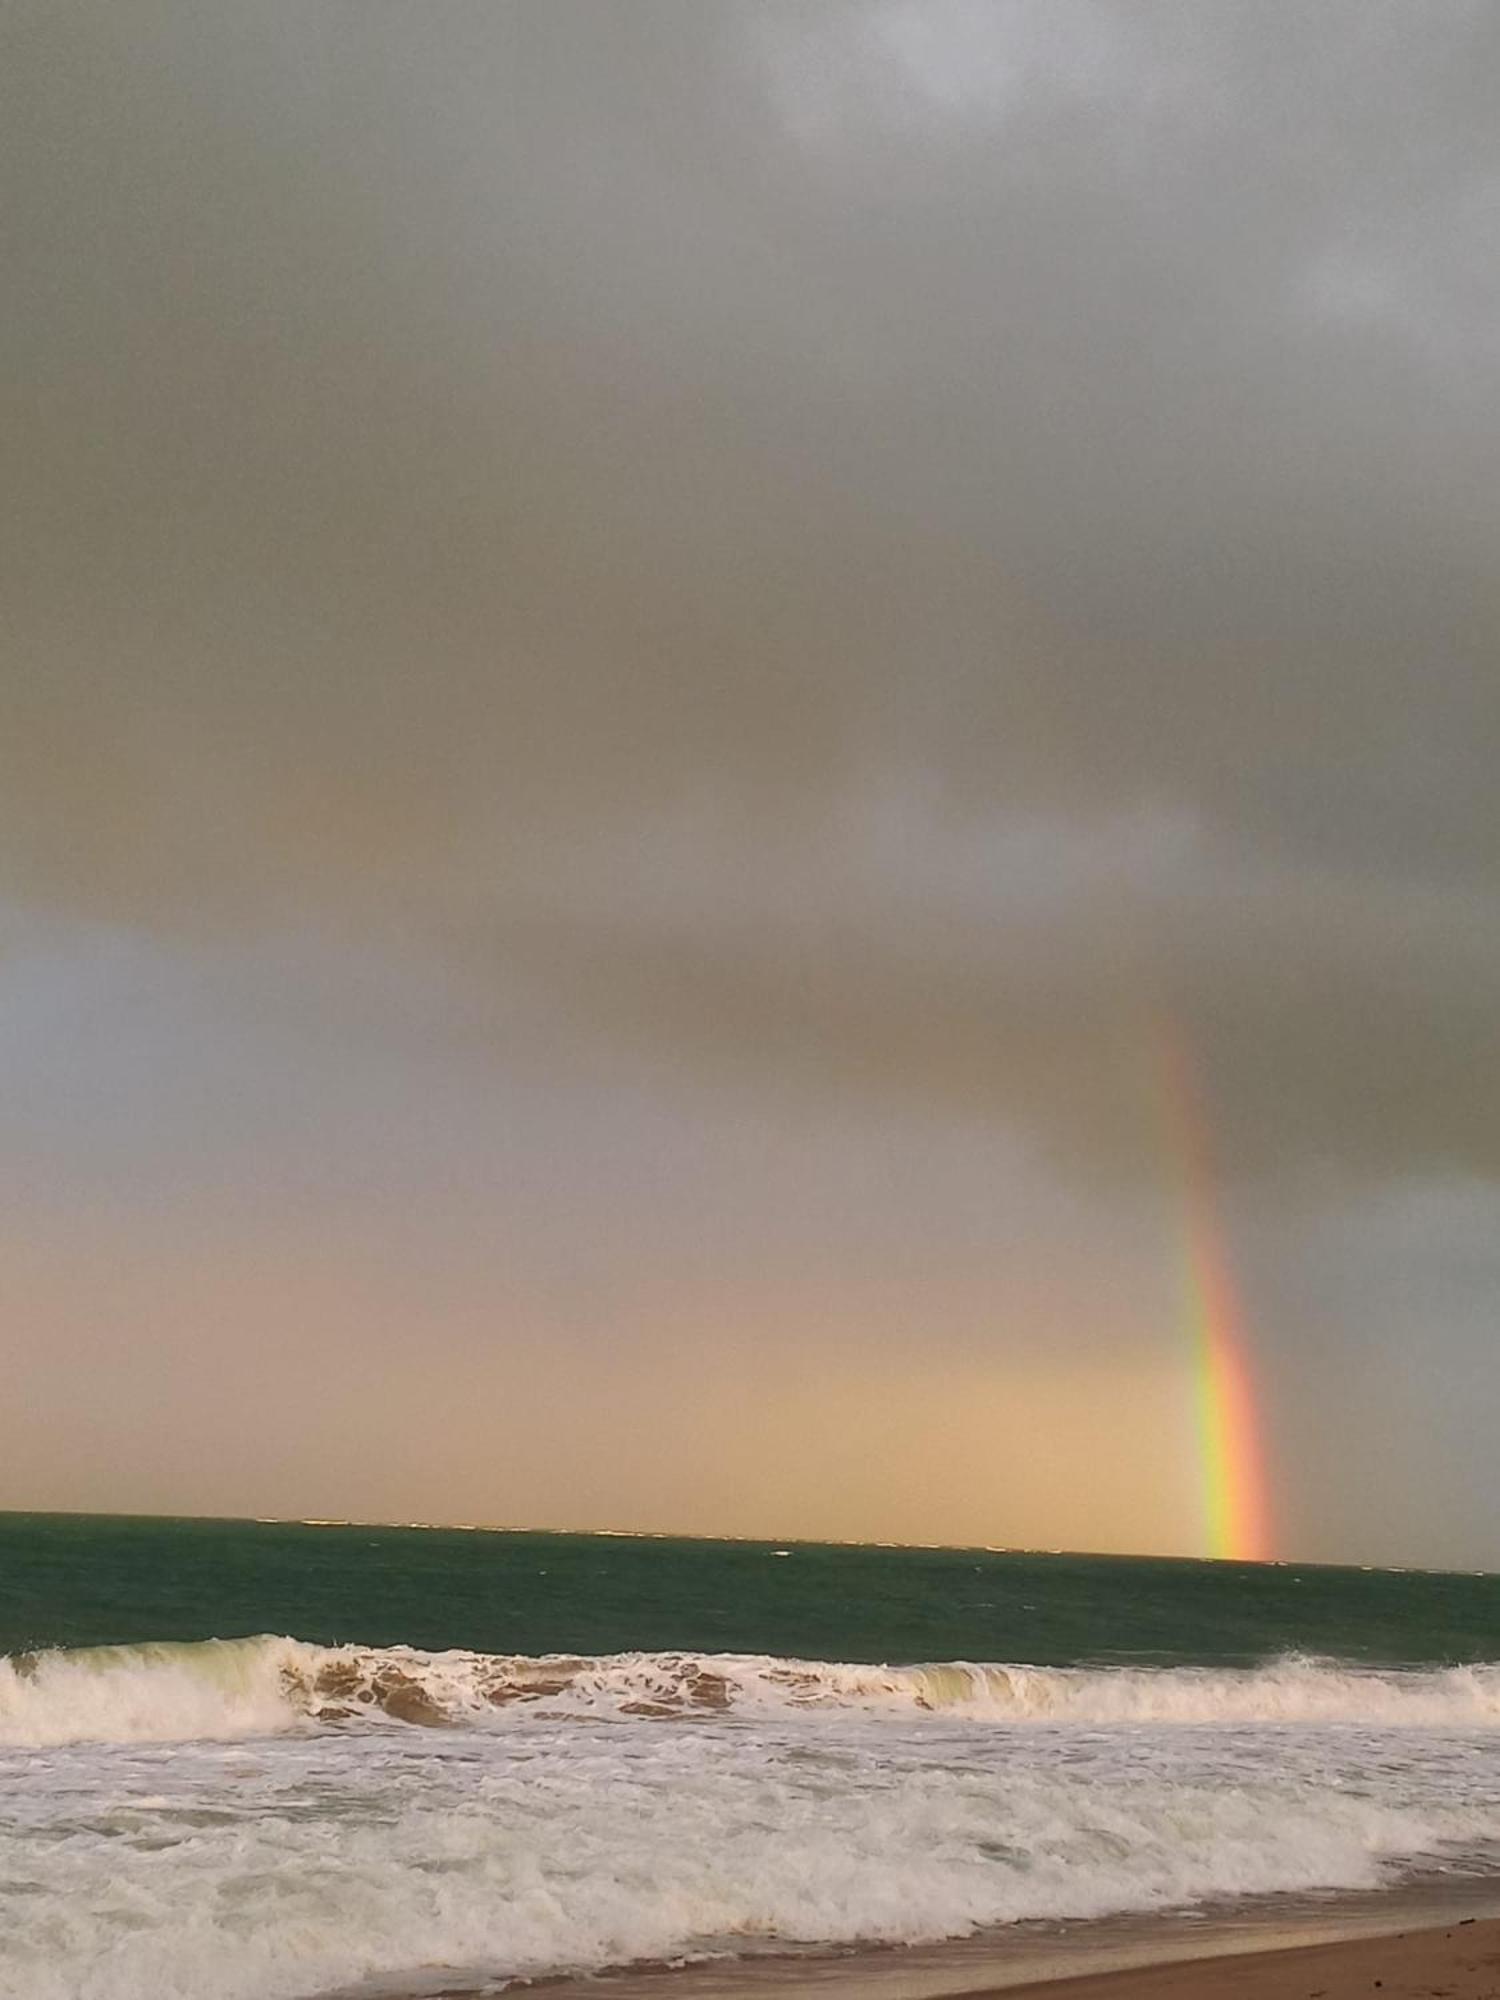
[5, 0, 1497, 1188]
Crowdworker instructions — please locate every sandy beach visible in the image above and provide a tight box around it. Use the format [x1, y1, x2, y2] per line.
[985, 1917, 1500, 1999]
[475, 1897, 1500, 2000]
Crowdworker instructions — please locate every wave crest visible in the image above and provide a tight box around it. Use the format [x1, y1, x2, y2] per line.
[5, 1637, 1500, 1747]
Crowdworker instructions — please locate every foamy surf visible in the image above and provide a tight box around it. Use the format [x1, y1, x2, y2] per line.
[5, 1636, 1500, 1746]
[4, 1639, 1500, 2000]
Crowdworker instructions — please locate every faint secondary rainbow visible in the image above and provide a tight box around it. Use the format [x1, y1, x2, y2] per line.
[1156, 1027, 1273, 1563]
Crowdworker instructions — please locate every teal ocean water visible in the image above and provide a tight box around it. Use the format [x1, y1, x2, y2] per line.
[4, 1513, 1500, 2000]
[5, 1511, 1500, 1664]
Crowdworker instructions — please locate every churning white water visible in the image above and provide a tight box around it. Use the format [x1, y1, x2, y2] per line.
[4, 1640, 1500, 2000]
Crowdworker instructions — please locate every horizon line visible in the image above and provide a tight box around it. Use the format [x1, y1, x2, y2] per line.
[1, 1506, 1487, 1578]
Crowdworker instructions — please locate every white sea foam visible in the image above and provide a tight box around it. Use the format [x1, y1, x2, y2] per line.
[3, 1640, 1500, 2000]
[0, 1636, 308, 1747]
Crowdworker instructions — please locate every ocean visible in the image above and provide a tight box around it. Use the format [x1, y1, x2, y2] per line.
[3, 1513, 1500, 2000]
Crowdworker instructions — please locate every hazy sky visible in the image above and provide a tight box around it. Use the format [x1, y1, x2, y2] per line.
[4, 1, 1497, 1566]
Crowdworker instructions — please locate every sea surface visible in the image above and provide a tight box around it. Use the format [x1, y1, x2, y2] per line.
[3, 1513, 1500, 2000]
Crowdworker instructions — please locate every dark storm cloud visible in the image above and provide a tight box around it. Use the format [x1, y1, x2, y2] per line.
[5, 0, 1497, 1185]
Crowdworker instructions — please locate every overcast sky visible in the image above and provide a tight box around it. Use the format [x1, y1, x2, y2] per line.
[4, 1, 1497, 1565]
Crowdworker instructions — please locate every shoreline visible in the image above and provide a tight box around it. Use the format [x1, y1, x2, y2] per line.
[375, 1882, 1500, 2000]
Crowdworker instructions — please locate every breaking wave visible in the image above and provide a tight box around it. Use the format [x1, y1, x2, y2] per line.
[5, 1635, 1500, 1746]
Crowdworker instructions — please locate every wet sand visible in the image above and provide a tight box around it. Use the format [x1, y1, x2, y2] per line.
[981, 1915, 1500, 1998]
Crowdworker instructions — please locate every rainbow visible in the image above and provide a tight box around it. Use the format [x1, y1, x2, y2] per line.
[1157, 1031, 1273, 1563]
